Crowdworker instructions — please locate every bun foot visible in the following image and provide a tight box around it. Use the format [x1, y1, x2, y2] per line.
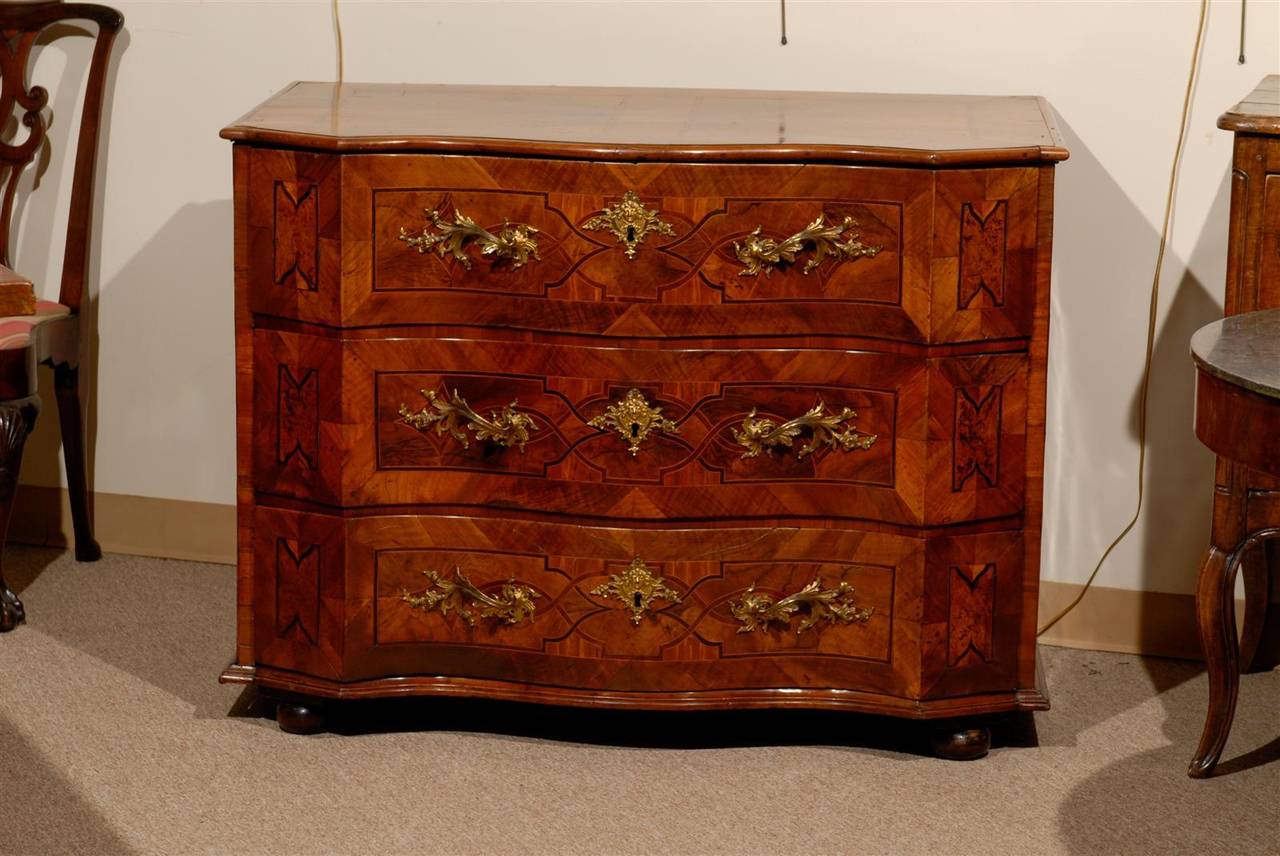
[931, 725, 991, 761]
[276, 701, 325, 735]
[0, 587, 24, 632]
[75, 539, 102, 563]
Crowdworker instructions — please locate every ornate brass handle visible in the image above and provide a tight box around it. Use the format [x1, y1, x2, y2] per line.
[733, 214, 880, 277]
[590, 557, 682, 625]
[732, 400, 876, 460]
[399, 388, 537, 452]
[730, 578, 873, 635]
[587, 388, 679, 456]
[401, 567, 540, 625]
[399, 207, 540, 269]
[582, 190, 676, 258]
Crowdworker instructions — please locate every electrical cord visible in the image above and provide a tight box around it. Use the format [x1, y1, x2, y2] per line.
[331, 0, 344, 84]
[1038, 0, 1210, 637]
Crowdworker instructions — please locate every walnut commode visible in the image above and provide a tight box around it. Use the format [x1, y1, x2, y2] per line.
[221, 82, 1067, 758]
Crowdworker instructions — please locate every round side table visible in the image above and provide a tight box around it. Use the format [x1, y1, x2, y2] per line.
[1188, 309, 1280, 778]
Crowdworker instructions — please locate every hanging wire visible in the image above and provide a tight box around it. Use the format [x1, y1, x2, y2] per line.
[1238, 0, 1247, 64]
[1038, 0, 1210, 637]
[332, 0, 345, 83]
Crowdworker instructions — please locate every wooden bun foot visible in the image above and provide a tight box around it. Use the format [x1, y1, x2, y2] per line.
[0, 587, 24, 632]
[931, 725, 991, 761]
[276, 701, 325, 735]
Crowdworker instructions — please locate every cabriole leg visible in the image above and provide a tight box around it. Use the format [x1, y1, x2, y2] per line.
[0, 397, 39, 632]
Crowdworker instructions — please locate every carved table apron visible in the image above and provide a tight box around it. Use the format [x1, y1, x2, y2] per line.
[220, 82, 1067, 757]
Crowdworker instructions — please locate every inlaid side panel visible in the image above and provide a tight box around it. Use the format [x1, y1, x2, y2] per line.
[273, 181, 318, 291]
[947, 563, 995, 665]
[253, 507, 346, 679]
[246, 148, 342, 324]
[958, 201, 1007, 308]
[252, 330, 343, 504]
[954, 386, 1002, 490]
[927, 354, 1028, 525]
[275, 539, 321, 644]
[340, 514, 921, 696]
[921, 532, 1024, 697]
[933, 168, 1039, 342]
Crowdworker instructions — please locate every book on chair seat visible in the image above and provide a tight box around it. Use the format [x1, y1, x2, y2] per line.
[0, 265, 35, 316]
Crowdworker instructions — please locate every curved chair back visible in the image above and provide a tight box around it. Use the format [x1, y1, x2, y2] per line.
[0, 1, 122, 313]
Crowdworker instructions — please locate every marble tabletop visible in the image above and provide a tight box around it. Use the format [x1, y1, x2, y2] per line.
[1191, 309, 1280, 399]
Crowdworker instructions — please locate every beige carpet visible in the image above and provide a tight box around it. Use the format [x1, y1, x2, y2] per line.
[0, 545, 1277, 856]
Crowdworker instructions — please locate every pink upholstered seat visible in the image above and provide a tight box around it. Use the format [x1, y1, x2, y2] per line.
[0, 300, 71, 351]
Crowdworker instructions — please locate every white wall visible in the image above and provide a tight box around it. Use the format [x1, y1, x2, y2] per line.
[15, 0, 1280, 596]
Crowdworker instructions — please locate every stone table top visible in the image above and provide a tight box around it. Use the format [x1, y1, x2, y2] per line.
[1191, 309, 1280, 399]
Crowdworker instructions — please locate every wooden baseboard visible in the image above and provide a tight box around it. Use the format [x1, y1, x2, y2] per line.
[7, 486, 1215, 660]
[1037, 580, 1214, 662]
[10, 484, 236, 565]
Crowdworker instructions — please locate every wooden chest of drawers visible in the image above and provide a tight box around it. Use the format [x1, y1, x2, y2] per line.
[221, 82, 1067, 756]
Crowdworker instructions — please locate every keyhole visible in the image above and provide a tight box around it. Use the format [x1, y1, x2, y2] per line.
[633, 592, 643, 609]
[626, 225, 636, 243]
[630, 422, 640, 438]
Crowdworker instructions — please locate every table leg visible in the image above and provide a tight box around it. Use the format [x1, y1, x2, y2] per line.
[1239, 539, 1280, 672]
[1189, 545, 1237, 778]
[1189, 528, 1280, 778]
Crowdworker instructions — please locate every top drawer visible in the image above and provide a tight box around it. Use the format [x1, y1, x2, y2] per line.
[243, 149, 1043, 343]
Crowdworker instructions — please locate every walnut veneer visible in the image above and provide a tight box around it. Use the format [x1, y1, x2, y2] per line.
[221, 82, 1067, 755]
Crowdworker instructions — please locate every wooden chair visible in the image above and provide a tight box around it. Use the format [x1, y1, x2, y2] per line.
[0, 1, 122, 632]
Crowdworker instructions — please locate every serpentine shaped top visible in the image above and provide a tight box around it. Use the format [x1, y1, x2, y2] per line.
[221, 82, 1068, 166]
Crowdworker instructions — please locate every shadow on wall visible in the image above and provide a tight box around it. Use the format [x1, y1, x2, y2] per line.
[1130, 170, 1227, 679]
[1044, 114, 1222, 662]
[21, 199, 235, 514]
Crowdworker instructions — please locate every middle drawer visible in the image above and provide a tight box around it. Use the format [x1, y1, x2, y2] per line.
[254, 329, 1027, 526]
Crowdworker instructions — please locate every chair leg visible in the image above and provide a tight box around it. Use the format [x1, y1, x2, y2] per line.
[54, 365, 100, 562]
[0, 397, 39, 632]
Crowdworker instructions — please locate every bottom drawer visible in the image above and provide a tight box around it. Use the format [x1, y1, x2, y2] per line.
[253, 507, 1027, 703]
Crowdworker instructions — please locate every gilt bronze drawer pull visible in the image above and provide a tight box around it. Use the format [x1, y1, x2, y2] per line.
[401, 567, 540, 626]
[730, 578, 873, 635]
[590, 557, 682, 625]
[733, 400, 876, 460]
[582, 190, 676, 258]
[399, 388, 537, 452]
[399, 207, 540, 269]
[733, 214, 880, 277]
[587, 388, 679, 456]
